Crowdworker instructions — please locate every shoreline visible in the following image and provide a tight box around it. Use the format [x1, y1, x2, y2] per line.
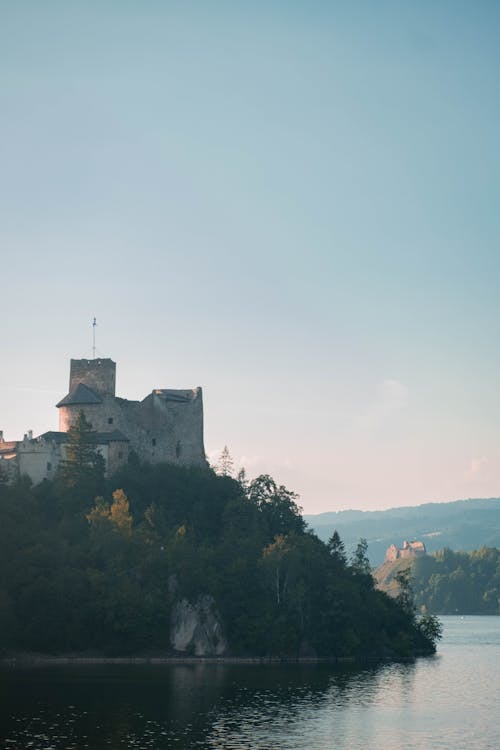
[1, 653, 430, 667]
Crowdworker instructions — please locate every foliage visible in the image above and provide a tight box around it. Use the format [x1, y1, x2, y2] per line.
[327, 530, 347, 566]
[60, 410, 105, 498]
[394, 567, 415, 615]
[381, 561, 443, 649]
[247, 474, 305, 538]
[0, 461, 437, 657]
[351, 537, 373, 588]
[87, 490, 133, 535]
[410, 547, 500, 615]
[418, 613, 443, 646]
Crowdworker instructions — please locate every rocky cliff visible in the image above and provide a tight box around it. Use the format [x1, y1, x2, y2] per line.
[170, 595, 227, 656]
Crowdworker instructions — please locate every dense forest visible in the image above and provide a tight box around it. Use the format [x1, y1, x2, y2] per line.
[0, 414, 439, 658]
[376, 547, 500, 615]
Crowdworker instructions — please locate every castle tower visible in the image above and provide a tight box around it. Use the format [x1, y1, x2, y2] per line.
[57, 359, 116, 432]
[69, 358, 116, 396]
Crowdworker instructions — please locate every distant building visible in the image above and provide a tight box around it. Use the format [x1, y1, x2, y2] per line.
[385, 540, 426, 562]
[0, 357, 206, 483]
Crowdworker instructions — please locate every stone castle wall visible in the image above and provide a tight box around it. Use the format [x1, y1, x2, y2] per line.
[17, 436, 64, 485]
[385, 544, 399, 562]
[69, 358, 116, 396]
[59, 360, 206, 469]
[2, 357, 207, 484]
[385, 540, 426, 562]
[107, 439, 129, 475]
[59, 389, 204, 468]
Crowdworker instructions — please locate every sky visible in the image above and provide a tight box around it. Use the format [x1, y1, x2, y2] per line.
[1, 1, 500, 513]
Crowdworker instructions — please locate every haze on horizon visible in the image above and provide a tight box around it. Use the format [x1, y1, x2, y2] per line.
[1, 1, 500, 514]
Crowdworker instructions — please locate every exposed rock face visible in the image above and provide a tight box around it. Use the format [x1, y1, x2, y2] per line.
[170, 595, 227, 656]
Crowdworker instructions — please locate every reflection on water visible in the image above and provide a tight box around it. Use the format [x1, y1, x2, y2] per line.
[1, 617, 499, 750]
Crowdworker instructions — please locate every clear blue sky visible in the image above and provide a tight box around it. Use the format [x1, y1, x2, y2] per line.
[1, 1, 500, 512]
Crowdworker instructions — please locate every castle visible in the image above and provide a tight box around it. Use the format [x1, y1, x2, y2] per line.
[385, 540, 426, 562]
[0, 358, 206, 483]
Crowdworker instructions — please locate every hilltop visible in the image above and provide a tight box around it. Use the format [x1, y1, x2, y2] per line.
[0, 441, 437, 659]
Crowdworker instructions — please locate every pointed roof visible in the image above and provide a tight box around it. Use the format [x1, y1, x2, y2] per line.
[56, 382, 103, 408]
[38, 431, 69, 444]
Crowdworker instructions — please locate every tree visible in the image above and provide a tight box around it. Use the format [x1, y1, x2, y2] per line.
[327, 530, 347, 566]
[236, 466, 248, 489]
[352, 538, 372, 576]
[216, 446, 234, 477]
[247, 474, 305, 537]
[61, 410, 105, 490]
[87, 489, 133, 535]
[418, 613, 443, 647]
[86, 496, 110, 530]
[262, 534, 290, 606]
[394, 567, 415, 615]
[110, 489, 133, 533]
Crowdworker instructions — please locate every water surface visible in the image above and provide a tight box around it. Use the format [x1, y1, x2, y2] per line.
[1, 616, 499, 749]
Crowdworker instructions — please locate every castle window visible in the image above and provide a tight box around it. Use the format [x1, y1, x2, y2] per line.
[108, 417, 114, 425]
[118, 451, 123, 459]
[47, 462, 52, 471]
[152, 438, 156, 447]
[176, 441, 181, 458]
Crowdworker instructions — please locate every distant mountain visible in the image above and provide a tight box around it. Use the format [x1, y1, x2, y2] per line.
[305, 497, 500, 566]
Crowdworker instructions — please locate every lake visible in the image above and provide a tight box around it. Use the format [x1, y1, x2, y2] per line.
[1, 616, 499, 749]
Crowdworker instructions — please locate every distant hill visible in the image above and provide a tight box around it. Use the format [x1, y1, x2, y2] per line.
[305, 497, 500, 566]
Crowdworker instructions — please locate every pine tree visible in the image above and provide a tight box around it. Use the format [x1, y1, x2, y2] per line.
[217, 445, 234, 477]
[394, 567, 415, 615]
[61, 410, 105, 490]
[236, 466, 248, 489]
[352, 537, 371, 575]
[327, 530, 347, 566]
